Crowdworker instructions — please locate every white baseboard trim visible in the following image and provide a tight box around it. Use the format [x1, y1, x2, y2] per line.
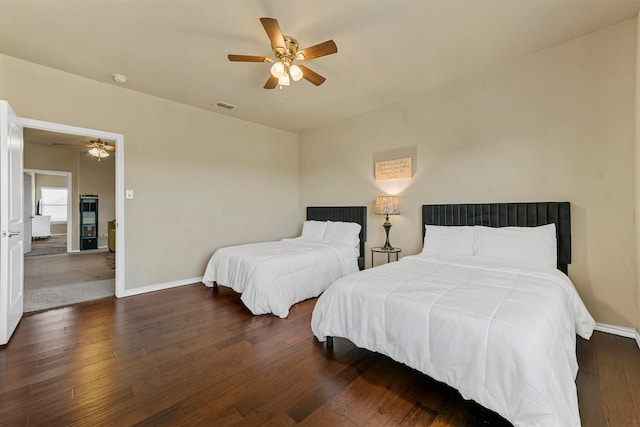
[118, 276, 203, 298]
[595, 322, 640, 349]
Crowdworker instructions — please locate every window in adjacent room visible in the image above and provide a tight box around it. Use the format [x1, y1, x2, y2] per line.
[40, 187, 68, 223]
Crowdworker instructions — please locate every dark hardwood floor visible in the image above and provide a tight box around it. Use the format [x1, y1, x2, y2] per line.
[1, 284, 639, 426]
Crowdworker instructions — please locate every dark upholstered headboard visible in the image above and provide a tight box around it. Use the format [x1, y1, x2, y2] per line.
[422, 202, 571, 274]
[307, 206, 367, 270]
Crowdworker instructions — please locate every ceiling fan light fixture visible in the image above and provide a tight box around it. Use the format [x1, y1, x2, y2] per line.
[228, 17, 337, 89]
[278, 74, 290, 86]
[289, 64, 303, 81]
[88, 147, 110, 159]
[270, 61, 285, 78]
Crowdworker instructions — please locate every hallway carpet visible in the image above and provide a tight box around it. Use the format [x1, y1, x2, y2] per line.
[24, 279, 114, 313]
[24, 251, 115, 312]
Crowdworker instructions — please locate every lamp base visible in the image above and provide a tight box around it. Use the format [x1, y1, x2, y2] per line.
[381, 221, 394, 250]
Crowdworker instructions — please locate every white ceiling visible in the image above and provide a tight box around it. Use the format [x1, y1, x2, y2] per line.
[1, 0, 639, 134]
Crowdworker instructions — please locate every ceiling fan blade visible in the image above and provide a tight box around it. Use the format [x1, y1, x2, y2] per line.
[228, 54, 269, 62]
[298, 65, 326, 86]
[296, 40, 337, 61]
[102, 145, 116, 152]
[52, 142, 90, 148]
[263, 75, 278, 89]
[260, 17, 286, 51]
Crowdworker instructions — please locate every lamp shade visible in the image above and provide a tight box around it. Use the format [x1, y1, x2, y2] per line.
[289, 64, 303, 81]
[375, 196, 399, 216]
[270, 61, 285, 78]
[278, 73, 290, 86]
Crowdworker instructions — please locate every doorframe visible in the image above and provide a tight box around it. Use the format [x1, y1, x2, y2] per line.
[20, 118, 125, 298]
[24, 169, 73, 252]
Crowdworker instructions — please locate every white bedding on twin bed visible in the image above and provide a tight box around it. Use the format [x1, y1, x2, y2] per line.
[311, 254, 595, 427]
[202, 237, 359, 318]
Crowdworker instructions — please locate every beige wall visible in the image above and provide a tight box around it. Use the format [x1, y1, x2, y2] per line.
[300, 19, 639, 330]
[1, 53, 299, 290]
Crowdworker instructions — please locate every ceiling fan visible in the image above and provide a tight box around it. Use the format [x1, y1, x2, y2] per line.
[228, 17, 338, 89]
[53, 138, 115, 161]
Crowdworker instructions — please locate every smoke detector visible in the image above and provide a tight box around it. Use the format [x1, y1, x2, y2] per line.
[112, 73, 127, 84]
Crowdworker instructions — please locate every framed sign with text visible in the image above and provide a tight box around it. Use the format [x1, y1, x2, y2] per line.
[374, 157, 412, 180]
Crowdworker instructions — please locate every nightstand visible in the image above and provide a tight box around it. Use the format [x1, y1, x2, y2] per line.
[370, 247, 402, 268]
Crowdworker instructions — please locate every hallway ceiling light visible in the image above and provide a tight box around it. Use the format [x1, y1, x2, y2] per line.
[53, 138, 115, 161]
[88, 146, 110, 160]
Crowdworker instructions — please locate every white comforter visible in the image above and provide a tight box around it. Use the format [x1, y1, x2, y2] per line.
[203, 237, 359, 318]
[311, 254, 595, 427]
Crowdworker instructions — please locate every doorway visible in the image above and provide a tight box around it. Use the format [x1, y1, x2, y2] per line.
[20, 118, 125, 303]
[24, 169, 72, 254]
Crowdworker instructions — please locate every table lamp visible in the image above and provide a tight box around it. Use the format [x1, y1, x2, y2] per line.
[375, 196, 399, 250]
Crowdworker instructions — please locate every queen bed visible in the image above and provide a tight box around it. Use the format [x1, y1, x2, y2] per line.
[311, 202, 595, 426]
[202, 206, 366, 318]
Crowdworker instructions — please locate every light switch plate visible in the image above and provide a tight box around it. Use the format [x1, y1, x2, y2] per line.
[126, 189, 134, 199]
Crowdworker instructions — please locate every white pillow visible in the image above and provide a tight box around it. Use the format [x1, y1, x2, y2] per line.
[301, 220, 327, 240]
[473, 224, 557, 269]
[323, 221, 362, 248]
[422, 225, 475, 257]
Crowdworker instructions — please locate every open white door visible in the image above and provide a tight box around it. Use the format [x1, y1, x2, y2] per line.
[0, 100, 24, 345]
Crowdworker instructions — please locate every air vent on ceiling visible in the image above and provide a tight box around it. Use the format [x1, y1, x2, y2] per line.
[216, 101, 236, 110]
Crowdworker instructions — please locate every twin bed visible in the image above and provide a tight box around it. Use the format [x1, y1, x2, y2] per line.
[203, 202, 594, 426]
[202, 206, 366, 318]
